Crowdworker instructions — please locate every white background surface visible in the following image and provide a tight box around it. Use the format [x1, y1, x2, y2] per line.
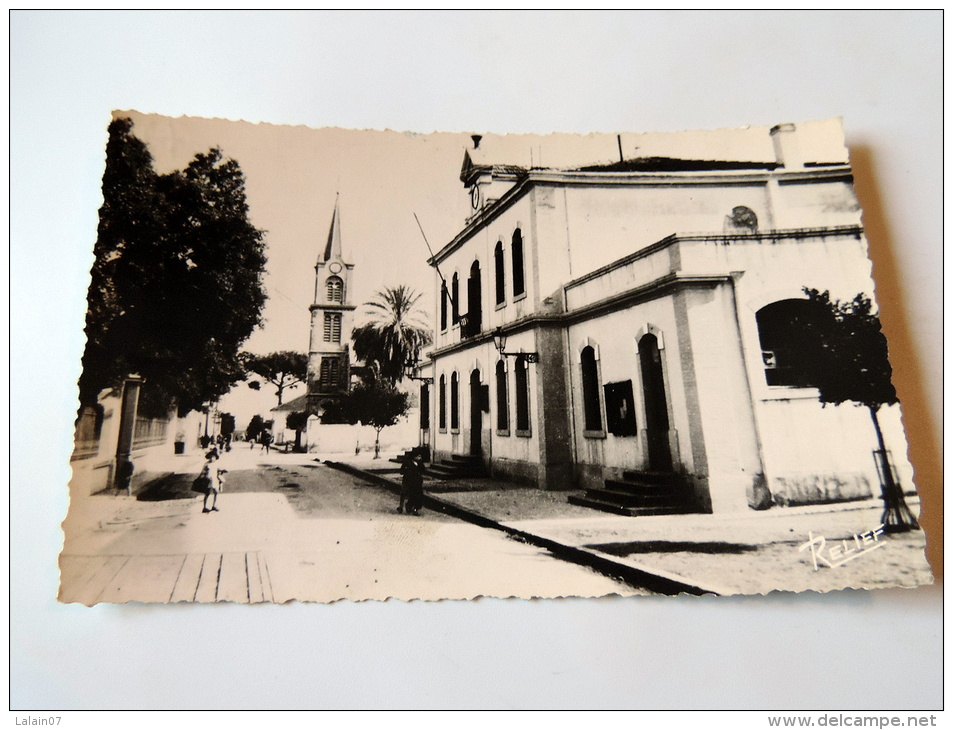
[10, 10, 942, 710]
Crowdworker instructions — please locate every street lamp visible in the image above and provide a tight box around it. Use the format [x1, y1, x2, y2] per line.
[404, 356, 433, 384]
[493, 327, 540, 363]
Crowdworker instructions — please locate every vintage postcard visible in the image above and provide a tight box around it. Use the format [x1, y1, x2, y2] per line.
[60, 113, 933, 603]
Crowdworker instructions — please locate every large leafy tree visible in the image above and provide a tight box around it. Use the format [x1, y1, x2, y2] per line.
[351, 285, 432, 383]
[799, 289, 918, 532]
[243, 351, 308, 406]
[79, 118, 267, 417]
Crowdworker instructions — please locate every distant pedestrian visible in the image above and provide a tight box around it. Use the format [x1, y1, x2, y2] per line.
[201, 449, 227, 513]
[398, 451, 425, 515]
[260, 429, 273, 454]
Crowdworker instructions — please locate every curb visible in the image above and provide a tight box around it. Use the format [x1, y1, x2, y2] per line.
[323, 460, 723, 597]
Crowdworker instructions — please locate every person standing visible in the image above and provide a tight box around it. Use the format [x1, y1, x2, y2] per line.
[201, 449, 227, 513]
[398, 451, 425, 515]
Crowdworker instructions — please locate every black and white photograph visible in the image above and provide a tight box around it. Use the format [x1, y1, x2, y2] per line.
[13, 10, 941, 712]
[59, 113, 933, 603]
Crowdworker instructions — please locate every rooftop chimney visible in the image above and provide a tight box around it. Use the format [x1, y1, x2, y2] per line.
[471, 134, 482, 150]
[770, 123, 803, 169]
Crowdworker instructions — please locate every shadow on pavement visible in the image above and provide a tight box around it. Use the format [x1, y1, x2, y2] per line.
[136, 474, 195, 501]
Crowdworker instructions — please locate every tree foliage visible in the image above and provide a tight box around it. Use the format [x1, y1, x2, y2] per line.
[286, 410, 310, 452]
[79, 117, 267, 417]
[351, 285, 432, 383]
[243, 351, 308, 406]
[219, 412, 236, 437]
[328, 380, 410, 457]
[797, 289, 916, 531]
[245, 414, 265, 442]
[800, 289, 898, 412]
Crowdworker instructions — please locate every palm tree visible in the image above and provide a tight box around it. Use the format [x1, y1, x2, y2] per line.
[352, 285, 432, 383]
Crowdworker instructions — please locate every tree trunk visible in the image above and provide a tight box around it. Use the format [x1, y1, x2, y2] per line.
[870, 405, 918, 533]
[374, 428, 382, 459]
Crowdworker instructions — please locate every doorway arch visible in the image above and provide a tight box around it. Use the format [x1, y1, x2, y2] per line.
[638, 333, 672, 471]
[469, 369, 483, 455]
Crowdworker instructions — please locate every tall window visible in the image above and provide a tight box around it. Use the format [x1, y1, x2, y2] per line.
[420, 384, 430, 430]
[438, 375, 446, 430]
[326, 276, 344, 302]
[494, 241, 505, 305]
[451, 273, 460, 324]
[466, 260, 482, 335]
[512, 228, 525, 297]
[440, 282, 448, 331]
[450, 372, 459, 430]
[756, 299, 826, 387]
[581, 346, 603, 431]
[323, 312, 342, 343]
[495, 360, 509, 431]
[515, 356, 530, 432]
[320, 358, 340, 389]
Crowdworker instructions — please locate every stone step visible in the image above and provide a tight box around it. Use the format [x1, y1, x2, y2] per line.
[603, 479, 674, 497]
[584, 487, 681, 508]
[568, 494, 695, 517]
[450, 454, 483, 464]
[621, 470, 682, 486]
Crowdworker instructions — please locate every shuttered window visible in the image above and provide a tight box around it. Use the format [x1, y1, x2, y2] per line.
[320, 358, 340, 388]
[326, 276, 344, 302]
[323, 313, 342, 343]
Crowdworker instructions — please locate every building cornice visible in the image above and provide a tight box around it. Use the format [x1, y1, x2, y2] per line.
[429, 165, 854, 266]
[563, 225, 865, 292]
[430, 275, 728, 361]
[309, 303, 357, 312]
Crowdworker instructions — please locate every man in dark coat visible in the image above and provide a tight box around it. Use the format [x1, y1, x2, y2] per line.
[398, 451, 425, 515]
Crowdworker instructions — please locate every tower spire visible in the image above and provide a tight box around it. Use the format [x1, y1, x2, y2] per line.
[322, 195, 343, 262]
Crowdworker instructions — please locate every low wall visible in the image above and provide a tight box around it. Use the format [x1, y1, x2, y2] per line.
[305, 417, 420, 455]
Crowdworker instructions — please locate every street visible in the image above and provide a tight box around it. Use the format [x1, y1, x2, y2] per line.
[59, 449, 648, 604]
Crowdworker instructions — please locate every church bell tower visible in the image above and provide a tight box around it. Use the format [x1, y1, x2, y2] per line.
[307, 198, 356, 411]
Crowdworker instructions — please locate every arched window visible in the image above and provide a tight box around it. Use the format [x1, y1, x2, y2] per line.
[323, 312, 342, 343]
[756, 299, 827, 387]
[495, 360, 509, 432]
[512, 229, 525, 297]
[326, 276, 344, 302]
[420, 384, 430, 430]
[724, 205, 759, 233]
[439, 375, 446, 430]
[440, 282, 448, 331]
[320, 358, 340, 389]
[514, 356, 530, 433]
[450, 372, 459, 430]
[451, 273, 460, 324]
[494, 241, 505, 305]
[466, 260, 482, 335]
[581, 346, 603, 431]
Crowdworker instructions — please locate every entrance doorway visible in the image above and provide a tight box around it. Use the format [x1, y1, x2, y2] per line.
[638, 334, 673, 471]
[469, 369, 483, 456]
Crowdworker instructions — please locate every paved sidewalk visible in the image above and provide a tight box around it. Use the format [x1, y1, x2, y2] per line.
[332, 459, 933, 596]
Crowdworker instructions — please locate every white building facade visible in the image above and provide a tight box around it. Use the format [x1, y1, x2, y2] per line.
[426, 121, 912, 514]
